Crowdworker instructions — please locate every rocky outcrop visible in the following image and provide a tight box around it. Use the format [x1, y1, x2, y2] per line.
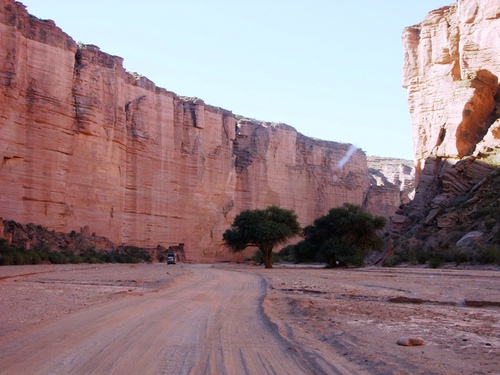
[364, 157, 415, 227]
[398, 0, 500, 252]
[403, 0, 500, 180]
[0, 1, 370, 262]
[0, 219, 186, 263]
[403, 0, 500, 204]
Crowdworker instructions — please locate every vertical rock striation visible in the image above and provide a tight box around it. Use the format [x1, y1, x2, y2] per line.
[0, 0, 370, 261]
[402, 0, 500, 213]
[403, 0, 500, 164]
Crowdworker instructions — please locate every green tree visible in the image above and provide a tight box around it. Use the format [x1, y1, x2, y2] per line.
[298, 203, 386, 267]
[223, 206, 302, 268]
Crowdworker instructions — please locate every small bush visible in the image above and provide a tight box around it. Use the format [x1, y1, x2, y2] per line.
[428, 257, 442, 269]
[491, 176, 500, 188]
[450, 248, 468, 265]
[394, 240, 422, 264]
[0, 239, 156, 266]
[274, 246, 294, 263]
[471, 206, 500, 220]
[47, 252, 70, 264]
[0, 238, 11, 251]
[485, 218, 496, 230]
[383, 255, 401, 267]
[290, 241, 319, 264]
[248, 250, 264, 264]
[476, 246, 500, 265]
[415, 248, 431, 264]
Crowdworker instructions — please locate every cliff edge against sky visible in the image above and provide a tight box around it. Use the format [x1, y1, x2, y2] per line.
[399, 0, 500, 253]
[1, 0, 381, 261]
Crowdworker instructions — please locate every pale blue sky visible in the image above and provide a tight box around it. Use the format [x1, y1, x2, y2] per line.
[21, 1, 452, 159]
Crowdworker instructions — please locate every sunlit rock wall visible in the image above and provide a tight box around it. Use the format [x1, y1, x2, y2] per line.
[0, 0, 369, 261]
[402, 0, 500, 214]
[403, 0, 500, 174]
[364, 157, 415, 222]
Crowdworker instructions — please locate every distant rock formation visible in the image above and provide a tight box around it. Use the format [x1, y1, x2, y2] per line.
[364, 157, 415, 232]
[1, 0, 382, 261]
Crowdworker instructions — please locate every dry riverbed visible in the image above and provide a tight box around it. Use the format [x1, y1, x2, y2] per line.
[243, 264, 500, 374]
[0, 263, 499, 374]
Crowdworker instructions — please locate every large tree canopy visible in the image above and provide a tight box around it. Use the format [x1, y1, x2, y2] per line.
[222, 206, 302, 268]
[296, 203, 386, 267]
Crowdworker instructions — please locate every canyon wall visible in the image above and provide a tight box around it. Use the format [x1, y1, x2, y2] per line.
[0, 0, 370, 261]
[399, 0, 500, 249]
[402, 0, 500, 206]
[403, 0, 500, 168]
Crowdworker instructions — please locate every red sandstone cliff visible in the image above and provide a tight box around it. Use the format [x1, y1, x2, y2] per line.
[399, 0, 500, 251]
[0, 1, 373, 261]
[403, 0, 500, 179]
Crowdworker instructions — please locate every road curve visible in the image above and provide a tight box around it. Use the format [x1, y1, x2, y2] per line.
[0, 264, 316, 375]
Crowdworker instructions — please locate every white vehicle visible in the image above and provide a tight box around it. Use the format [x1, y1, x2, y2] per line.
[166, 253, 176, 264]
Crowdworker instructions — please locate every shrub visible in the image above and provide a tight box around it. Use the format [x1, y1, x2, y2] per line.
[476, 245, 500, 265]
[274, 245, 295, 263]
[295, 204, 386, 268]
[0, 253, 14, 265]
[485, 218, 496, 230]
[248, 250, 264, 264]
[471, 206, 500, 220]
[0, 242, 139, 265]
[428, 257, 442, 269]
[247, 249, 286, 265]
[415, 248, 431, 264]
[447, 247, 468, 265]
[0, 238, 11, 252]
[491, 176, 500, 188]
[290, 241, 319, 264]
[383, 255, 401, 267]
[47, 252, 70, 264]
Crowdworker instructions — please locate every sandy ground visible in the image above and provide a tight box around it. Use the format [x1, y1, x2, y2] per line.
[0, 263, 499, 374]
[244, 264, 500, 375]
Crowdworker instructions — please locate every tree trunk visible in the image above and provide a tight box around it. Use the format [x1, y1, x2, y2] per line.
[327, 253, 337, 268]
[263, 249, 273, 269]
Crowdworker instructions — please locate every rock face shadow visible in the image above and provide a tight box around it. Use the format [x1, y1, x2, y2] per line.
[456, 70, 500, 158]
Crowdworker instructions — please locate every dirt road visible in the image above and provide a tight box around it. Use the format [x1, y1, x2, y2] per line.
[0, 264, 346, 375]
